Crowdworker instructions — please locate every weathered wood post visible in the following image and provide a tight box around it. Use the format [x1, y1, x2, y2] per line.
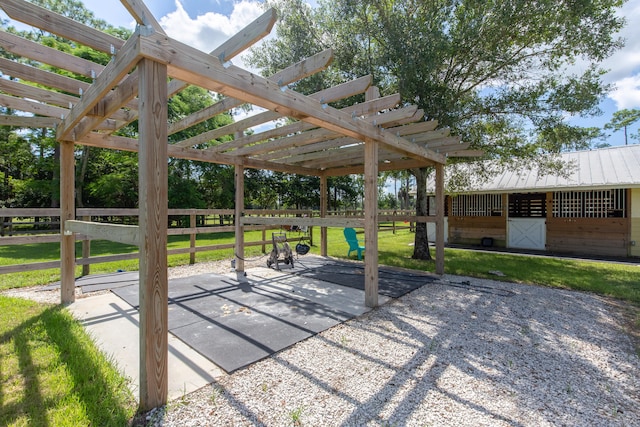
[138, 58, 169, 410]
[189, 213, 196, 264]
[60, 140, 75, 304]
[435, 162, 445, 275]
[320, 175, 328, 256]
[82, 215, 91, 276]
[364, 138, 379, 307]
[235, 163, 245, 272]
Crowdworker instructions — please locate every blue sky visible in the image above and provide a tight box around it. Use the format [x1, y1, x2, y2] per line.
[3, 0, 639, 146]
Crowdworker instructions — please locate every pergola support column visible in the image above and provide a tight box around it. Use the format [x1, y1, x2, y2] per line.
[435, 162, 445, 274]
[320, 175, 328, 257]
[60, 140, 75, 304]
[364, 139, 379, 307]
[138, 58, 168, 410]
[235, 163, 245, 272]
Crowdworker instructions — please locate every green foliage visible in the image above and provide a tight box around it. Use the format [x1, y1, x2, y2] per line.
[605, 108, 640, 145]
[274, 173, 320, 209]
[317, 0, 624, 158]
[85, 150, 139, 207]
[247, 0, 625, 259]
[328, 175, 362, 210]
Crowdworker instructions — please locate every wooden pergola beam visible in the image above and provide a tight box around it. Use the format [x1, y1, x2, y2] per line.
[0, 0, 126, 53]
[388, 120, 439, 136]
[0, 57, 90, 96]
[78, 132, 323, 175]
[167, 8, 280, 133]
[65, 220, 140, 246]
[0, 115, 60, 128]
[121, 0, 166, 35]
[267, 137, 359, 164]
[320, 157, 436, 176]
[72, 71, 140, 141]
[0, 93, 69, 120]
[203, 78, 379, 154]
[57, 29, 142, 141]
[0, 30, 105, 79]
[226, 99, 412, 158]
[0, 76, 79, 109]
[173, 49, 337, 146]
[241, 216, 365, 228]
[138, 32, 446, 165]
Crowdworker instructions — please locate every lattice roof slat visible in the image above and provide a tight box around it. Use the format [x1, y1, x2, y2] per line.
[170, 48, 333, 139]
[1, 0, 127, 52]
[0, 0, 483, 177]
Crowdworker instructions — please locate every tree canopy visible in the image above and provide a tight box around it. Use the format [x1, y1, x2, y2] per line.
[247, 0, 626, 258]
[605, 108, 640, 145]
[0, 0, 367, 212]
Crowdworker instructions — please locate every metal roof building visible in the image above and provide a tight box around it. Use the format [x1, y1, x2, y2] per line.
[473, 145, 640, 192]
[425, 145, 640, 258]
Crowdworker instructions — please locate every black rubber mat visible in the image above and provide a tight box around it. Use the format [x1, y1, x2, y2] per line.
[291, 259, 436, 298]
[112, 273, 351, 373]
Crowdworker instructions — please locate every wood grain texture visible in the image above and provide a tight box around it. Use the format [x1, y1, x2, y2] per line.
[60, 141, 75, 304]
[235, 163, 245, 272]
[137, 59, 168, 410]
[320, 176, 328, 257]
[435, 163, 445, 275]
[364, 139, 379, 308]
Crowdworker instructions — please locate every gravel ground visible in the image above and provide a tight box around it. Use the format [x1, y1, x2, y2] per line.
[3, 256, 639, 426]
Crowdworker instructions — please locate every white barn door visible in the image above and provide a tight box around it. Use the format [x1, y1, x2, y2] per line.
[508, 218, 546, 250]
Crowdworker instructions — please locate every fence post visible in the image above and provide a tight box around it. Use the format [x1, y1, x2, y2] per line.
[393, 210, 397, 234]
[262, 227, 266, 253]
[82, 215, 91, 276]
[190, 213, 196, 265]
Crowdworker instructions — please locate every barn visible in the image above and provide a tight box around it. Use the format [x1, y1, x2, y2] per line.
[427, 145, 640, 258]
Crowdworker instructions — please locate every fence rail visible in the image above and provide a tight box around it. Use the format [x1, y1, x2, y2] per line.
[0, 208, 420, 276]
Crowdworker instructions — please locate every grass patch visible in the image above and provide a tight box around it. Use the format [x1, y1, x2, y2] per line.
[1, 227, 638, 305]
[0, 296, 137, 426]
[0, 230, 269, 290]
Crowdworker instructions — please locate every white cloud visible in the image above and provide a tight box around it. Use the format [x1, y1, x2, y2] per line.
[609, 74, 640, 109]
[601, 1, 640, 109]
[159, 0, 265, 69]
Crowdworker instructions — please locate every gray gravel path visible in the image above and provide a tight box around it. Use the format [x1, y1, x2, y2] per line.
[142, 269, 640, 426]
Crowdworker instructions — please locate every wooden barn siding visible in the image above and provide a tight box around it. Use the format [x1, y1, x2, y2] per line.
[448, 216, 507, 246]
[546, 217, 629, 257]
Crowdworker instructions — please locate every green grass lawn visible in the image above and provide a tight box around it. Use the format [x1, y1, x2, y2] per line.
[0, 226, 638, 425]
[0, 296, 137, 426]
[1, 227, 639, 304]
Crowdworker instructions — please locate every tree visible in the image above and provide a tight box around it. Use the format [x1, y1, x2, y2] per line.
[249, 0, 625, 260]
[326, 0, 625, 259]
[605, 108, 640, 145]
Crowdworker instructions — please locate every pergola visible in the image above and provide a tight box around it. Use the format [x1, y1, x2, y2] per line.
[0, 0, 481, 409]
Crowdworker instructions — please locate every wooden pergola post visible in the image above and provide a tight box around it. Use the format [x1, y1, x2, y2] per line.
[364, 139, 379, 307]
[235, 163, 245, 272]
[60, 140, 75, 304]
[138, 58, 169, 410]
[320, 175, 328, 256]
[435, 162, 445, 274]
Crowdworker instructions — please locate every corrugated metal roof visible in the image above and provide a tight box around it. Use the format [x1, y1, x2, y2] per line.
[436, 145, 640, 193]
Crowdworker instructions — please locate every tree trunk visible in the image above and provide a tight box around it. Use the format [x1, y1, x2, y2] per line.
[412, 167, 432, 260]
